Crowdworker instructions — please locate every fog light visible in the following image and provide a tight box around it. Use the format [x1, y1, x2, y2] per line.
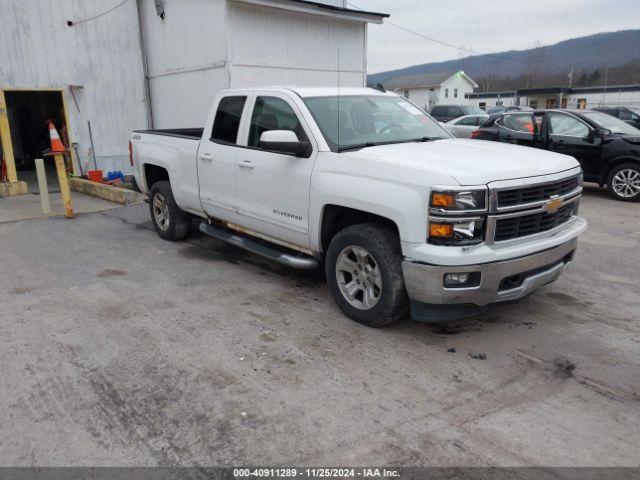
[443, 272, 481, 288]
[445, 273, 469, 285]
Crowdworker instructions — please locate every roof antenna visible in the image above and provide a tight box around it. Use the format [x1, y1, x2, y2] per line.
[338, 47, 341, 150]
[374, 82, 386, 92]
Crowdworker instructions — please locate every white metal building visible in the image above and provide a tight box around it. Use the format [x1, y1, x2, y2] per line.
[466, 85, 640, 111]
[382, 71, 478, 111]
[0, 0, 386, 194]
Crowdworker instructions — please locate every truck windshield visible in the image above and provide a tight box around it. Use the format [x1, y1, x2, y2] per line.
[581, 111, 640, 136]
[303, 95, 452, 152]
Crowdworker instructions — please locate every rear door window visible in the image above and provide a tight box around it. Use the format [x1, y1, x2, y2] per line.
[499, 113, 535, 133]
[211, 96, 247, 144]
[446, 107, 462, 117]
[430, 106, 446, 116]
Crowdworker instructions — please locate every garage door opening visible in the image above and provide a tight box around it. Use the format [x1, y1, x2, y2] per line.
[4, 90, 71, 193]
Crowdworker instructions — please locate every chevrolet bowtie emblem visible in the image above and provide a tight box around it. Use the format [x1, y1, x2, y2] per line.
[543, 196, 563, 214]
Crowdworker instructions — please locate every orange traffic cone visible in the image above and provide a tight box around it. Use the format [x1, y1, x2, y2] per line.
[48, 120, 66, 153]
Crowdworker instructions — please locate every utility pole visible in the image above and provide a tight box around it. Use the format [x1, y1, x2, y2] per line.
[602, 65, 609, 107]
[568, 67, 574, 88]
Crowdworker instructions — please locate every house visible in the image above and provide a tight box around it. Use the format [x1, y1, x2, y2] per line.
[466, 85, 640, 110]
[382, 71, 478, 111]
[0, 0, 387, 196]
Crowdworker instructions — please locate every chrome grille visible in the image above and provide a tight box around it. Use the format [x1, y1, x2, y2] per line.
[497, 176, 579, 209]
[494, 203, 575, 242]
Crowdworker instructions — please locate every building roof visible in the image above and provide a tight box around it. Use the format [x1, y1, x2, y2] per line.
[466, 91, 517, 99]
[233, 0, 389, 23]
[288, 0, 389, 18]
[382, 70, 478, 90]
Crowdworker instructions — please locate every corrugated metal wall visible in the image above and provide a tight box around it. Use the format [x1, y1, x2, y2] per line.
[140, 0, 367, 128]
[1, 0, 370, 169]
[0, 0, 149, 174]
[138, 0, 231, 128]
[228, 2, 365, 90]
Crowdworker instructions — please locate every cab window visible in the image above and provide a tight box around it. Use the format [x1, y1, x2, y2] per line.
[211, 96, 247, 144]
[548, 113, 589, 137]
[248, 97, 308, 149]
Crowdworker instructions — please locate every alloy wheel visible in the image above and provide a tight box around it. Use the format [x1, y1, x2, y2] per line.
[335, 245, 383, 310]
[152, 193, 170, 231]
[612, 168, 640, 198]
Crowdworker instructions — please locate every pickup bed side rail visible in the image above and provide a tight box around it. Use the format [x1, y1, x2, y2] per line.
[134, 128, 204, 140]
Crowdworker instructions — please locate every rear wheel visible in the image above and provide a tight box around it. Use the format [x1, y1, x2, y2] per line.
[606, 163, 640, 201]
[325, 223, 409, 327]
[149, 181, 192, 241]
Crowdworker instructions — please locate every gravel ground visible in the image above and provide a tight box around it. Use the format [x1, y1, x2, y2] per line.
[0, 184, 638, 466]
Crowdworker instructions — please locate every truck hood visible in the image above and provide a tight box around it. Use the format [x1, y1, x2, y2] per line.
[346, 138, 580, 185]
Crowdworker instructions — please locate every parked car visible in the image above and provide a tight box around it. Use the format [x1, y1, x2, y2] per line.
[429, 104, 486, 122]
[131, 87, 586, 327]
[443, 114, 489, 138]
[471, 109, 640, 201]
[593, 106, 640, 129]
[486, 105, 534, 116]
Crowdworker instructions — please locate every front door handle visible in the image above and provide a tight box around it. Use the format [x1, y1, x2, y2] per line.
[199, 153, 213, 161]
[239, 160, 254, 170]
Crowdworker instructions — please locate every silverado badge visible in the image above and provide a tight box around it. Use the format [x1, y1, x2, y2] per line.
[543, 196, 563, 214]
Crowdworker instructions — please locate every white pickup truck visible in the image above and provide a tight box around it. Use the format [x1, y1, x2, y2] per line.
[130, 87, 587, 327]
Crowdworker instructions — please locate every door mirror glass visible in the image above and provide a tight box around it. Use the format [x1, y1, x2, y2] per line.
[260, 130, 309, 156]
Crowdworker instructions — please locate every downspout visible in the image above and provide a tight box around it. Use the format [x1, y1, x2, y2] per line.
[136, 0, 154, 129]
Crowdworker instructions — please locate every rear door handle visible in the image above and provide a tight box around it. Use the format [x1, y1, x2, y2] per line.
[199, 153, 213, 161]
[239, 160, 254, 170]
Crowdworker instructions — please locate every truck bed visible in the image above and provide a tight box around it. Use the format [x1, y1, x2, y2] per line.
[134, 128, 204, 140]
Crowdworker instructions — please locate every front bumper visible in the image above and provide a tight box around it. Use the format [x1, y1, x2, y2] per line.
[402, 237, 578, 313]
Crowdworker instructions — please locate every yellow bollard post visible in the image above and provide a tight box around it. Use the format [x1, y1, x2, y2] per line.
[54, 153, 74, 218]
[34, 158, 52, 215]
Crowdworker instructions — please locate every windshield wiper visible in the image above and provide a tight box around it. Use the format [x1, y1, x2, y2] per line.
[337, 142, 377, 152]
[337, 137, 441, 152]
[411, 136, 437, 142]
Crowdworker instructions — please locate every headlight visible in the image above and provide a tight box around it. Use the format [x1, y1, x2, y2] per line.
[430, 188, 487, 212]
[428, 217, 485, 246]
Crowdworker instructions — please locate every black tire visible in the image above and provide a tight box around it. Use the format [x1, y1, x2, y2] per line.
[149, 181, 192, 241]
[606, 163, 640, 202]
[325, 223, 409, 327]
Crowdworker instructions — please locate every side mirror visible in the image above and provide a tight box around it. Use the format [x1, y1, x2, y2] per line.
[260, 130, 311, 157]
[593, 127, 612, 139]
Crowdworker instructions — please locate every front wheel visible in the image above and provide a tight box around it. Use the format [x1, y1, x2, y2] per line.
[325, 223, 409, 327]
[149, 181, 192, 241]
[606, 163, 640, 201]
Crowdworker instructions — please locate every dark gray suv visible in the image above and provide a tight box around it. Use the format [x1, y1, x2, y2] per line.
[429, 105, 485, 122]
[594, 106, 640, 129]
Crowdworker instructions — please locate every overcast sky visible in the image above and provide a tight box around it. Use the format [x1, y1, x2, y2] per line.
[354, 0, 640, 74]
